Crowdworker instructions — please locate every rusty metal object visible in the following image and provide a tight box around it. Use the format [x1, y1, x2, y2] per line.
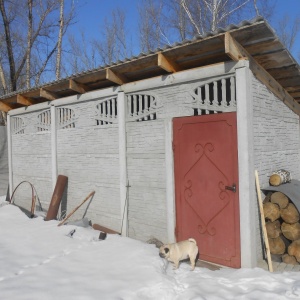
[9, 181, 37, 218]
[45, 175, 68, 221]
[92, 223, 120, 235]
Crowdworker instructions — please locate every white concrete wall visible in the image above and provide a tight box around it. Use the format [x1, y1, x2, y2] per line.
[235, 63, 257, 268]
[8, 61, 288, 269]
[126, 120, 167, 241]
[123, 62, 238, 243]
[0, 126, 8, 196]
[55, 98, 121, 230]
[9, 95, 121, 230]
[10, 109, 52, 212]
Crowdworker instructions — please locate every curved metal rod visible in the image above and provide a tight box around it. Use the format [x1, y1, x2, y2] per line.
[9, 181, 37, 217]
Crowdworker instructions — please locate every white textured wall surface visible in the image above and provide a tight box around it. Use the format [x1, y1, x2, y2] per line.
[11, 132, 52, 212]
[0, 126, 8, 196]
[10, 63, 267, 255]
[252, 75, 300, 261]
[57, 125, 120, 231]
[126, 120, 167, 241]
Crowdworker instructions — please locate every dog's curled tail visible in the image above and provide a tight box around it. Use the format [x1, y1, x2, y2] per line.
[188, 238, 197, 244]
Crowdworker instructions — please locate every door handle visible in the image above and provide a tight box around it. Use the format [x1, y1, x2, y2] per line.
[225, 183, 236, 193]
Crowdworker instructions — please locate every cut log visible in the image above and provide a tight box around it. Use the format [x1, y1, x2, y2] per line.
[288, 239, 300, 262]
[268, 236, 286, 255]
[269, 174, 282, 186]
[281, 233, 292, 250]
[263, 202, 280, 222]
[282, 254, 299, 265]
[280, 203, 300, 224]
[281, 222, 300, 241]
[266, 220, 281, 238]
[263, 192, 272, 204]
[269, 170, 291, 186]
[270, 192, 289, 209]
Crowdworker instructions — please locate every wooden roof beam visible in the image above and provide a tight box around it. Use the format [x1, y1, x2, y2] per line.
[17, 94, 34, 106]
[290, 91, 300, 98]
[157, 52, 181, 73]
[69, 79, 90, 94]
[224, 32, 300, 116]
[106, 68, 128, 85]
[40, 88, 59, 101]
[286, 86, 300, 92]
[0, 101, 13, 112]
[224, 32, 247, 61]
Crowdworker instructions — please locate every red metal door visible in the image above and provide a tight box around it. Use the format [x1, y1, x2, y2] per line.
[173, 112, 240, 268]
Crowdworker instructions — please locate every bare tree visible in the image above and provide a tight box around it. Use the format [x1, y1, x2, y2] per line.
[55, 0, 64, 79]
[139, 0, 276, 48]
[0, 0, 75, 94]
[66, 31, 98, 74]
[276, 15, 300, 52]
[26, 0, 33, 88]
[0, 0, 17, 91]
[93, 8, 128, 65]
[180, 0, 257, 34]
[0, 61, 7, 94]
[138, 0, 171, 53]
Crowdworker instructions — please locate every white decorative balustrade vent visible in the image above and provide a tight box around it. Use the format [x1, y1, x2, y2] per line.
[58, 107, 76, 129]
[95, 97, 118, 125]
[11, 117, 26, 135]
[127, 93, 161, 121]
[187, 76, 236, 115]
[37, 109, 51, 131]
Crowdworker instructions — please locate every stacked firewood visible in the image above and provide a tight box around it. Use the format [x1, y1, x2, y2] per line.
[263, 191, 300, 265]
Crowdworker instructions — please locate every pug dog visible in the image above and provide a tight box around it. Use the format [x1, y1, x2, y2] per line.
[159, 238, 198, 270]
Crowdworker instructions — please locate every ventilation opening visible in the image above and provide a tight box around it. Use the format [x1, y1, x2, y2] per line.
[12, 117, 25, 134]
[193, 109, 220, 116]
[192, 76, 236, 115]
[128, 94, 158, 122]
[58, 107, 76, 129]
[96, 97, 118, 126]
[37, 110, 51, 131]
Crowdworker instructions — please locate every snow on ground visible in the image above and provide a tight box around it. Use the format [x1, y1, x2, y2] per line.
[1, 196, 300, 300]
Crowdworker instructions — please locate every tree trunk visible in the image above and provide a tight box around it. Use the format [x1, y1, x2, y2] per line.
[26, 0, 33, 89]
[0, 0, 16, 91]
[56, 0, 64, 79]
[0, 61, 7, 93]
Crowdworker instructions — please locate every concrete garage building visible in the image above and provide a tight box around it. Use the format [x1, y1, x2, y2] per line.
[1, 17, 300, 269]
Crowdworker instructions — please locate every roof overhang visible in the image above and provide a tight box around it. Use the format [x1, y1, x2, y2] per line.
[1, 17, 300, 115]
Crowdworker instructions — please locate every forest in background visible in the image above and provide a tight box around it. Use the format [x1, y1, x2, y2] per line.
[0, 0, 299, 97]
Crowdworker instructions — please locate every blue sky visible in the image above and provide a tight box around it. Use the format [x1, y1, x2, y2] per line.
[70, 0, 300, 60]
